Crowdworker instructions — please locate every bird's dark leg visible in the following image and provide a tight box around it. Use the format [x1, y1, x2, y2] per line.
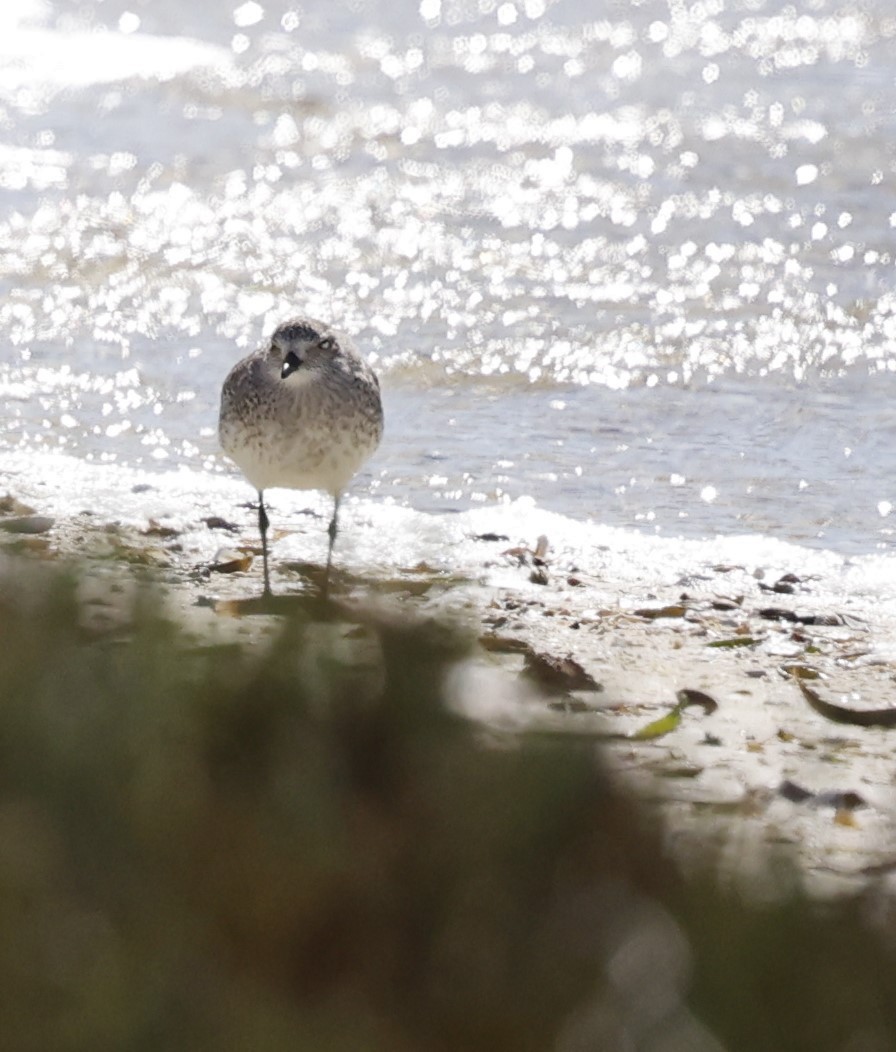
[323, 493, 341, 599]
[258, 490, 272, 596]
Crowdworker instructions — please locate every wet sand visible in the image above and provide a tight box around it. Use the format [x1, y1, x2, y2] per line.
[5, 468, 896, 903]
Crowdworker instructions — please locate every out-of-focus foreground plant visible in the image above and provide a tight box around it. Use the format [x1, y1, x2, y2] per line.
[0, 561, 895, 1052]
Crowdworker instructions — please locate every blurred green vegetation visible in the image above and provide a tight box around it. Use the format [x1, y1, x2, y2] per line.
[1, 561, 896, 1051]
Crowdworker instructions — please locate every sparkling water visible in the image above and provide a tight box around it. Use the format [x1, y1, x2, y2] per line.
[2, 0, 896, 560]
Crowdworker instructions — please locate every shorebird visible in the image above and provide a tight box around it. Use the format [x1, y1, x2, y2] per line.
[219, 317, 383, 597]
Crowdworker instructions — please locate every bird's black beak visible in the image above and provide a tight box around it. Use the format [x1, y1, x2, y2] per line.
[281, 351, 302, 379]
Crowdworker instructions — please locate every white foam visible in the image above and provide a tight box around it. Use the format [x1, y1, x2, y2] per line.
[4, 449, 896, 626]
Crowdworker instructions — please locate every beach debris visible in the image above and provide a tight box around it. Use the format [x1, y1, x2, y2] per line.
[479, 634, 532, 655]
[707, 636, 759, 649]
[710, 595, 744, 611]
[759, 608, 846, 626]
[631, 706, 682, 740]
[794, 677, 896, 728]
[142, 519, 179, 538]
[630, 688, 719, 740]
[0, 515, 54, 535]
[522, 649, 602, 693]
[498, 534, 552, 583]
[0, 494, 36, 517]
[759, 573, 803, 595]
[777, 779, 812, 803]
[675, 688, 719, 715]
[502, 534, 550, 566]
[97, 531, 169, 567]
[473, 532, 509, 542]
[210, 548, 254, 575]
[779, 663, 820, 681]
[203, 515, 240, 532]
[777, 779, 866, 811]
[834, 809, 859, 828]
[657, 764, 704, 779]
[547, 697, 603, 714]
[633, 603, 688, 620]
[406, 561, 437, 574]
[216, 592, 327, 618]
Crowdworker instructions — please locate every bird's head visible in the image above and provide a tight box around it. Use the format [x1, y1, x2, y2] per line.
[268, 318, 340, 384]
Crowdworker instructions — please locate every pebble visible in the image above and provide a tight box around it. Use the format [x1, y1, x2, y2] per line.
[0, 515, 55, 535]
[211, 548, 253, 574]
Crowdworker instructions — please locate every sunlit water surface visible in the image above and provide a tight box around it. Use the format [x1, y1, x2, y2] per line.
[2, 0, 896, 556]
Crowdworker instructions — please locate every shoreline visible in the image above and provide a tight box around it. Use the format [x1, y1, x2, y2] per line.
[5, 450, 896, 900]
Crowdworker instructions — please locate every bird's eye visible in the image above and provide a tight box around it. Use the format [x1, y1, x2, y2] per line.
[318, 337, 336, 352]
[281, 351, 301, 379]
